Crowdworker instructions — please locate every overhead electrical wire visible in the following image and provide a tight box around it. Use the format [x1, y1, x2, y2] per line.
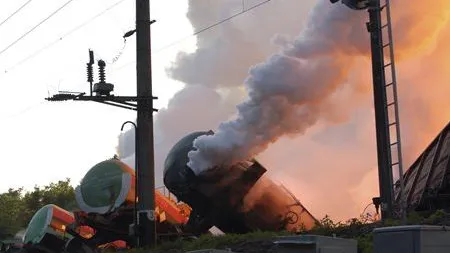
[4, 0, 270, 75]
[194, 0, 270, 37]
[2, 0, 271, 119]
[0, 0, 34, 28]
[0, 0, 76, 58]
[157, 0, 271, 54]
[0, 0, 130, 119]
[3, 0, 129, 74]
[112, 0, 272, 73]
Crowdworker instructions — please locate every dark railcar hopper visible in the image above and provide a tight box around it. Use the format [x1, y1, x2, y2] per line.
[164, 131, 317, 235]
[394, 121, 450, 212]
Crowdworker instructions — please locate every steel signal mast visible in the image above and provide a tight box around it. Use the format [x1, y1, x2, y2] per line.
[330, 0, 406, 222]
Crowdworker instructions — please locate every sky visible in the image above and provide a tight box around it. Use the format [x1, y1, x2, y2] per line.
[2, 0, 450, 222]
[0, 0, 195, 191]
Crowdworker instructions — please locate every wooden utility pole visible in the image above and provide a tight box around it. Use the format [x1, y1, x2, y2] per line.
[135, 0, 157, 247]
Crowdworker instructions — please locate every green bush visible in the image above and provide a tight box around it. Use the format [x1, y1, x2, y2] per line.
[148, 230, 292, 252]
[142, 216, 378, 252]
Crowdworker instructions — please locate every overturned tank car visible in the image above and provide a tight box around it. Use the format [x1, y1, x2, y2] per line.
[70, 158, 191, 249]
[164, 130, 317, 235]
[21, 204, 96, 253]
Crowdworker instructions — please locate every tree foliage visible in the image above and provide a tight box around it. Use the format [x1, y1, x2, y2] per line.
[0, 179, 77, 240]
[0, 189, 24, 239]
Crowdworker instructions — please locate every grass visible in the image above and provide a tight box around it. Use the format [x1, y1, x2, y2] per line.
[126, 221, 373, 253]
[124, 210, 450, 253]
[139, 230, 293, 253]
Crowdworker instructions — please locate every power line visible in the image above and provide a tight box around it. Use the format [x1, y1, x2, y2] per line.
[3, 0, 129, 74]
[5, 0, 271, 76]
[195, 0, 270, 36]
[0, 0, 34, 28]
[157, 0, 271, 53]
[0, 0, 76, 58]
[111, 0, 272, 73]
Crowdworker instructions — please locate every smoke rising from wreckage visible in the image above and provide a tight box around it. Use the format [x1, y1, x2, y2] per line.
[114, 0, 450, 221]
[17, 132, 318, 253]
[7, 1, 448, 250]
[164, 130, 317, 235]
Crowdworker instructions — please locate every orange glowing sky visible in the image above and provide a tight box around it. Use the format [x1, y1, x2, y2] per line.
[257, 0, 450, 221]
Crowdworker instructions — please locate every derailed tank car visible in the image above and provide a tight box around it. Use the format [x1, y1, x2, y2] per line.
[164, 130, 317, 235]
[21, 204, 95, 253]
[69, 158, 191, 249]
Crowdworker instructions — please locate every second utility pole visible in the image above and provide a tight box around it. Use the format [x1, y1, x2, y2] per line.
[136, 0, 157, 248]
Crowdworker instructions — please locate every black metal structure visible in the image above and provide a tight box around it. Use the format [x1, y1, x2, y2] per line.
[163, 131, 318, 235]
[366, 0, 394, 220]
[46, 49, 158, 112]
[330, 0, 405, 221]
[46, 92, 158, 112]
[120, 121, 139, 247]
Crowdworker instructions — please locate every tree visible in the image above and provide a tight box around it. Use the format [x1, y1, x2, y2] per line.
[0, 189, 24, 239]
[0, 179, 77, 239]
[21, 179, 77, 226]
[41, 179, 77, 211]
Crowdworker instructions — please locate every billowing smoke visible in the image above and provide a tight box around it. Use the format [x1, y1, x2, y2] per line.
[118, 0, 450, 220]
[186, 0, 450, 175]
[167, 0, 318, 88]
[186, 1, 368, 174]
[117, 85, 239, 186]
[118, 0, 317, 186]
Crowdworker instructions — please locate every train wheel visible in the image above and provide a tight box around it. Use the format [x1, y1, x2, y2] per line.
[285, 211, 299, 224]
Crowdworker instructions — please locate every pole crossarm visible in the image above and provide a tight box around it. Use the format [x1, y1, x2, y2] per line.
[45, 93, 158, 112]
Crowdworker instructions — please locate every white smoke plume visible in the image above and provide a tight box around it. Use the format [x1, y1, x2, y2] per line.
[187, 0, 450, 175]
[117, 85, 239, 186]
[187, 1, 368, 174]
[166, 0, 318, 88]
[118, 0, 316, 185]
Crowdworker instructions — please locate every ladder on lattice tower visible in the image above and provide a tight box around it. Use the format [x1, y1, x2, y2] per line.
[379, 0, 405, 210]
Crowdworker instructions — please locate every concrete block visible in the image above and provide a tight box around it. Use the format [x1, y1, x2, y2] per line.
[273, 235, 357, 253]
[374, 225, 450, 253]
